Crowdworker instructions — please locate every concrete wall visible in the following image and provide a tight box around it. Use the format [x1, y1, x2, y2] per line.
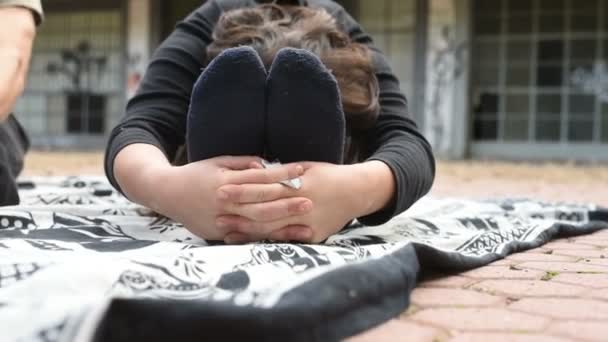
[424, 0, 471, 159]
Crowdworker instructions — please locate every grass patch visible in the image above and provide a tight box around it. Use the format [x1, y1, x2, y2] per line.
[541, 271, 559, 281]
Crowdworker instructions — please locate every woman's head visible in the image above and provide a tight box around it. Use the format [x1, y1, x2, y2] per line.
[207, 4, 379, 131]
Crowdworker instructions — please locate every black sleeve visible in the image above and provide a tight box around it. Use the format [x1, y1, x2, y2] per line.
[331, 4, 436, 225]
[104, 0, 223, 193]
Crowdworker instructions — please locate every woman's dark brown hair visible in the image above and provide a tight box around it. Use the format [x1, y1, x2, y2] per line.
[207, 4, 380, 132]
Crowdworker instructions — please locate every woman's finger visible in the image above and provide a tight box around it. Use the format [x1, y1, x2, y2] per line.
[224, 231, 261, 245]
[215, 213, 289, 234]
[222, 223, 312, 244]
[225, 163, 303, 185]
[268, 225, 313, 242]
[216, 215, 255, 233]
[223, 197, 312, 223]
[216, 212, 309, 235]
[217, 183, 295, 204]
[214, 156, 262, 170]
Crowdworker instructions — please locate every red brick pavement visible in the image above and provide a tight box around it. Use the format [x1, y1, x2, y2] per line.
[350, 229, 608, 341]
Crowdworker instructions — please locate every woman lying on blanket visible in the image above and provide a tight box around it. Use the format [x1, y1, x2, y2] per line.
[104, 0, 435, 244]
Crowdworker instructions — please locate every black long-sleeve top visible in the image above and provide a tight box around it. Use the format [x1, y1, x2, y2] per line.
[104, 0, 435, 226]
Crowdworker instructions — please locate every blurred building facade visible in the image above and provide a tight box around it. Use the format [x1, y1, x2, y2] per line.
[15, 0, 608, 161]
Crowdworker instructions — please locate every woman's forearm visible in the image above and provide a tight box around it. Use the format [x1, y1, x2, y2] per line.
[347, 160, 396, 218]
[113, 143, 174, 214]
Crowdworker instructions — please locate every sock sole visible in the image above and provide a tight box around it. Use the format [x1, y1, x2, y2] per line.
[187, 46, 267, 162]
[266, 48, 345, 164]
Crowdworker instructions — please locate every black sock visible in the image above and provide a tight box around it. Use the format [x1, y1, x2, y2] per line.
[266, 47, 345, 164]
[187, 46, 267, 162]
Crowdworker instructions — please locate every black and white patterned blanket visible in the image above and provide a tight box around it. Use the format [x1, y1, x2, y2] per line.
[1, 177, 606, 342]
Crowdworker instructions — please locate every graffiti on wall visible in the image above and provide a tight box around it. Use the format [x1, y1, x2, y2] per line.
[127, 53, 144, 99]
[571, 62, 608, 103]
[47, 41, 108, 92]
[426, 25, 467, 154]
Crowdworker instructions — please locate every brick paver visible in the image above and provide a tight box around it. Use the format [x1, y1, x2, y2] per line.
[411, 288, 505, 307]
[419, 275, 476, 288]
[486, 259, 513, 266]
[547, 321, 608, 342]
[573, 239, 608, 248]
[541, 242, 597, 250]
[588, 288, 608, 301]
[586, 258, 608, 266]
[359, 230, 608, 341]
[509, 298, 608, 320]
[550, 273, 608, 288]
[449, 333, 575, 342]
[551, 249, 608, 258]
[516, 261, 608, 273]
[346, 320, 446, 342]
[460, 266, 546, 280]
[471, 280, 587, 297]
[411, 307, 551, 332]
[505, 253, 577, 262]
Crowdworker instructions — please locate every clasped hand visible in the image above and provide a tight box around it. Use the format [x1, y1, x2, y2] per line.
[219, 161, 358, 244]
[160, 156, 356, 244]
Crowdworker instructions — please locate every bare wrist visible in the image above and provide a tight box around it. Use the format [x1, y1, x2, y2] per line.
[347, 161, 396, 217]
[140, 164, 176, 215]
[114, 144, 175, 214]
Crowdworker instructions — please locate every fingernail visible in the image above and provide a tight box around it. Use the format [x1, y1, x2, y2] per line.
[216, 219, 228, 228]
[298, 201, 312, 212]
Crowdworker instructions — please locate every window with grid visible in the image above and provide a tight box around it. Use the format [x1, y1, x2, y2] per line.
[472, 0, 608, 144]
[340, 0, 417, 106]
[15, 8, 124, 137]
